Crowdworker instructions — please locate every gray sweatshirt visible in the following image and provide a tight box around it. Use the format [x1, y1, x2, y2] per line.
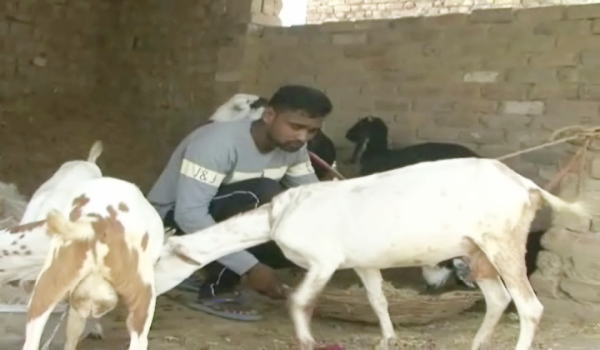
[147, 119, 319, 275]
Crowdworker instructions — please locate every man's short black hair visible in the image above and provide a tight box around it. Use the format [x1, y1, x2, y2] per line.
[268, 85, 333, 118]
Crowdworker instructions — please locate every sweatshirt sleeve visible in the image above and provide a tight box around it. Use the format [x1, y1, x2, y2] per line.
[174, 135, 259, 275]
[281, 146, 320, 188]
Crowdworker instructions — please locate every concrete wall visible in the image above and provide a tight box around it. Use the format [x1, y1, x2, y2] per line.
[0, 0, 255, 194]
[236, 4, 600, 319]
[307, 0, 599, 23]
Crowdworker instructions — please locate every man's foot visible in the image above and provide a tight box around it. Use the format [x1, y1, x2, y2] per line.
[186, 292, 263, 321]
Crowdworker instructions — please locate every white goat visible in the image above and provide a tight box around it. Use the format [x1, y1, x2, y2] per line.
[0, 141, 108, 342]
[208, 93, 267, 123]
[153, 157, 588, 350]
[21, 176, 165, 350]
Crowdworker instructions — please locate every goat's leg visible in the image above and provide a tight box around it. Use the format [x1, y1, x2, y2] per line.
[471, 276, 511, 350]
[64, 306, 87, 350]
[23, 266, 90, 350]
[289, 264, 337, 350]
[452, 258, 476, 288]
[116, 267, 156, 350]
[478, 241, 543, 350]
[86, 319, 105, 339]
[354, 268, 396, 349]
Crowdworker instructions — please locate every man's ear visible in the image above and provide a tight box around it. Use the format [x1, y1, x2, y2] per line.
[262, 106, 276, 124]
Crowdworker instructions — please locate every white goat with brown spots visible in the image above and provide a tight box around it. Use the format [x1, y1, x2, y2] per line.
[0, 141, 108, 342]
[21, 176, 165, 350]
[153, 157, 589, 350]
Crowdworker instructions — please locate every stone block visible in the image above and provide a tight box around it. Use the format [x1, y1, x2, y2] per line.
[530, 271, 561, 298]
[508, 68, 557, 84]
[459, 129, 505, 144]
[453, 100, 498, 113]
[372, 98, 410, 112]
[533, 20, 591, 36]
[463, 71, 499, 83]
[413, 99, 454, 112]
[546, 100, 600, 118]
[510, 35, 557, 53]
[530, 84, 579, 99]
[556, 35, 599, 52]
[481, 84, 529, 100]
[570, 237, 600, 281]
[332, 32, 367, 46]
[530, 50, 578, 67]
[566, 4, 600, 20]
[594, 19, 600, 34]
[536, 250, 564, 277]
[581, 50, 600, 66]
[482, 114, 531, 129]
[540, 228, 578, 258]
[433, 113, 480, 128]
[516, 6, 564, 23]
[538, 296, 600, 322]
[478, 144, 520, 158]
[590, 156, 600, 179]
[416, 126, 461, 141]
[501, 101, 545, 115]
[469, 9, 514, 23]
[579, 85, 600, 100]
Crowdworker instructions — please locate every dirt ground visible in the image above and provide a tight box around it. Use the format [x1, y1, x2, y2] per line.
[67, 268, 600, 350]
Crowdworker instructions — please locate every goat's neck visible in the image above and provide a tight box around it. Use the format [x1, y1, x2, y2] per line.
[364, 137, 389, 157]
[155, 205, 273, 294]
[181, 205, 272, 262]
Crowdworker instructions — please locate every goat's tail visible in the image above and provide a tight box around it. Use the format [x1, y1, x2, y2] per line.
[536, 188, 590, 217]
[87, 140, 103, 163]
[46, 209, 96, 241]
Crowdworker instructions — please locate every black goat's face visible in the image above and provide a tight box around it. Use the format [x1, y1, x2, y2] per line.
[345, 116, 385, 164]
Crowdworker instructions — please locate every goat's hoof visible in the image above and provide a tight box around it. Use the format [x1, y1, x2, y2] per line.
[297, 337, 316, 350]
[375, 336, 397, 350]
[87, 332, 104, 340]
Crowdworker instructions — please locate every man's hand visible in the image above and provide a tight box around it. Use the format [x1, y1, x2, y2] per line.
[242, 263, 287, 300]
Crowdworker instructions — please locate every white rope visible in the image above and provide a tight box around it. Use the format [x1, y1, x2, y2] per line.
[40, 308, 68, 350]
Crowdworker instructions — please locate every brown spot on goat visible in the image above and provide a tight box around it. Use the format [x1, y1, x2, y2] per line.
[118, 202, 130, 212]
[69, 194, 90, 221]
[141, 232, 149, 252]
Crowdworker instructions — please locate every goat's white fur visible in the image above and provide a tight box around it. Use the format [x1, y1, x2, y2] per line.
[154, 157, 589, 350]
[2, 141, 108, 342]
[209, 93, 265, 123]
[22, 176, 165, 350]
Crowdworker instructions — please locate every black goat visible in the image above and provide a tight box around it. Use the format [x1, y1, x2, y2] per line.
[345, 116, 544, 291]
[346, 116, 479, 175]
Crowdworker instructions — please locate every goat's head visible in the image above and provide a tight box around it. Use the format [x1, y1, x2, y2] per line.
[345, 116, 388, 164]
[209, 93, 269, 123]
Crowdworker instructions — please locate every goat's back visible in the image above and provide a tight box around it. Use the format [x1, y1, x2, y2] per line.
[20, 161, 102, 223]
[272, 158, 534, 269]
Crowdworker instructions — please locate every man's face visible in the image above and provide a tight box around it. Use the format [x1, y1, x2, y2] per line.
[262, 107, 324, 152]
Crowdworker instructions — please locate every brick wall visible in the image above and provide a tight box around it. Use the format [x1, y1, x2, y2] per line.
[240, 4, 600, 319]
[0, 0, 255, 194]
[306, 0, 595, 23]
